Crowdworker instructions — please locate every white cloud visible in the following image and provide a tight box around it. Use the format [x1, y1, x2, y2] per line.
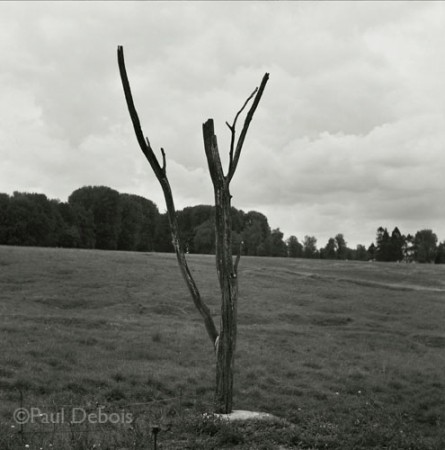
[0, 1, 444, 247]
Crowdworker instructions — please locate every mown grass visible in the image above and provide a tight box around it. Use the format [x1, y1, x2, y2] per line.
[0, 245, 444, 449]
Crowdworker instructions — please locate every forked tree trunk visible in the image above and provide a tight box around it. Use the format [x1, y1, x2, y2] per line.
[203, 119, 239, 412]
[117, 45, 268, 414]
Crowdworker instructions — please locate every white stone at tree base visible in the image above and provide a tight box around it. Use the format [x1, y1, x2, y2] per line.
[211, 410, 277, 421]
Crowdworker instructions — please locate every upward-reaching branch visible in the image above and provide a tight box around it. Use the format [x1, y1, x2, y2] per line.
[117, 46, 163, 179]
[227, 87, 258, 175]
[117, 45, 218, 347]
[227, 73, 269, 182]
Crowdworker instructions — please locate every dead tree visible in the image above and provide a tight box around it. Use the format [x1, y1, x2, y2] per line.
[117, 45, 269, 413]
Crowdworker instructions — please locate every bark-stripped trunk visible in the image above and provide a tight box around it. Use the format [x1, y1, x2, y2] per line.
[118, 45, 268, 414]
[215, 185, 238, 413]
[203, 120, 239, 413]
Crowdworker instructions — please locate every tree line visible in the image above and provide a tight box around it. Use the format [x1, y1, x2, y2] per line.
[0, 186, 444, 263]
[294, 227, 445, 264]
[0, 186, 285, 256]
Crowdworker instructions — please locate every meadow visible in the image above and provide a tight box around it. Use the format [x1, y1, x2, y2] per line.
[0, 245, 444, 449]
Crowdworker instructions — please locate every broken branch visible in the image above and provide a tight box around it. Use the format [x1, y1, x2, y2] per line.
[118, 45, 218, 346]
[227, 87, 258, 175]
[227, 73, 269, 181]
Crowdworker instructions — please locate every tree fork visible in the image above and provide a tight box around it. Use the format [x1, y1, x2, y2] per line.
[202, 73, 269, 412]
[203, 119, 238, 412]
[117, 46, 218, 346]
[118, 45, 269, 414]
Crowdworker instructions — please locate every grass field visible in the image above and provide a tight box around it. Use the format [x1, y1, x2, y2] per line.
[0, 245, 444, 449]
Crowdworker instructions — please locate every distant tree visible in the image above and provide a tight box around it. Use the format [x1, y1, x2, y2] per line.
[69, 186, 122, 250]
[231, 207, 245, 234]
[375, 227, 391, 262]
[302, 235, 318, 259]
[335, 233, 348, 260]
[175, 204, 269, 255]
[256, 239, 271, 257]
[389, 227, 404, 262]
[117, 194, 144, 251]
[116, 193, 159, 251]
[56, 201, 81, 248]
[5, 194, 29, 245]
[178, 205, 214, 253]
[435, 241, 445, 264]
[133, 195, 159, 251]
[241, 211, 271, 256]
[346, 247, 356, 260]
[4, 192, 61, 247]
[56, 202, 76, 248]
[73, 204, 96, 248]
[230, 208, 245, 254]
[154, 213, 173, 252]
[402, 234, 415, 263]
[193, 219, 215, 254]
[0, 193, 10, 244]
[231, 231, 243, 255]
[355, 244, 369, 261]
[269, 228, 287, 257]
[323, 237, 337, 259]
[287, 235, 303, 258]
[367, 243, 376, 260]
[414, 229, 438, 263]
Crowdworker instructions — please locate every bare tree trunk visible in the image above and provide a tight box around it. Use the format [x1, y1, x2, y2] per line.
[214, 185, 239, 413]
[203, 120, 239, 413]
[202, 71, 269, 412]
[117, 45, 268, 414]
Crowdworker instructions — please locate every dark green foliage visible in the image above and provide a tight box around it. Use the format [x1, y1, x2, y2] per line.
[0, 193, 9, 244]
[367, 243, 376, 260]
[355, 244, 369, 261]
[269, 228, 287, 257]
[117, 194, 158, 251]
[69, 186, 122, 250]
[403, 233, 415, 263]
[287, 235, 303, 258]
[231, 206, 245, 234]
[134, 195, 159, 251]
[241, 211, 271, 256]
[154, 213, 173, 252]
[414, 229, 438, 263]
[0, 186, 442, 264]
[375, 226, 405, 262]
[117, 194, 144, 251]
[372, 227, 442, 264]
[1, 192, 63, 247]
[303, 235, 318, 259]
[435, 241, 445, 264]
[193, 219, 215, 254]
[322, 237, 337, 260]
[177, 205, 215, 253]
[335, 233, 348, 260]
[389, 226, 404, 262]
[375, 226, 391, 261]
[73, 204, 96, 248]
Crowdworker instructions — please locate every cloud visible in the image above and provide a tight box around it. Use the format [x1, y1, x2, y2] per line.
[0, 1, 444, 248]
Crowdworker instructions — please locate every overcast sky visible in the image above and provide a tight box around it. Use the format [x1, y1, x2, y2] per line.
[1, 2, 444, 248]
